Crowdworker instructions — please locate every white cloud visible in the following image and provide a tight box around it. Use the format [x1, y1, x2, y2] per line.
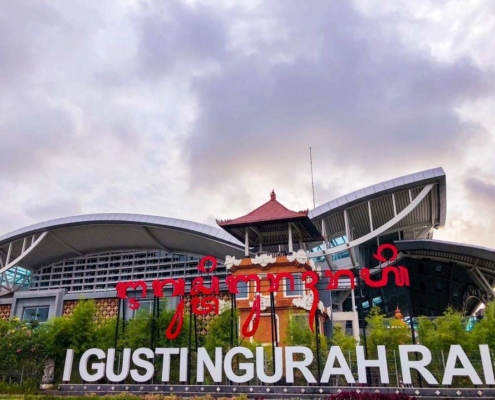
[0, 0, 494, 250]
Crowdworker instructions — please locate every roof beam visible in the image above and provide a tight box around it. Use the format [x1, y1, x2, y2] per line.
[0, 231, 48, 274]
[367, 201, 373, 231]
[320, 219, 336, 269]
[0, 272, 10, 290]
[252, 229, 302, 236]
[5, 243, 12, 265]
[49, 232, 85, 256]
[471, 265, 495, 278]
[249, 226, 262, 237]
[365, 252, 405, 274]
[474, 264, 494, 294]
[468, 267, 491, 297]
[416, 224, 434, 239]
[430, 187, 435, 225]
[309, 184, 434, 258]
[142, 227, 171, 252]
[324, 229, 347, 243]
[344, 209, 351, 242]
[291, 223, 303, 247]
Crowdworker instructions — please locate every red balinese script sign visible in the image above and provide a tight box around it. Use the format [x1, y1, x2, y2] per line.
[115, 244, 409, 340]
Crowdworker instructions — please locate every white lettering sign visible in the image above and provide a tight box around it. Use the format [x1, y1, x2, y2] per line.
[71, 344, 491, 386]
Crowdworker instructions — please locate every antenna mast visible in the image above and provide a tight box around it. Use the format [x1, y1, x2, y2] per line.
[310, 147, 316, 208]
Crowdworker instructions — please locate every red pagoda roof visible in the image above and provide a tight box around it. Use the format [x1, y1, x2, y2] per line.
[217, 190, 308, 227]
[216, 191, 323, 250]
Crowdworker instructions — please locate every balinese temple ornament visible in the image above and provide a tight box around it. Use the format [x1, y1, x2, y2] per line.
[111, 191, 410, 344]
[224, 255, 242, 271]
[250, 253, 277, 268]
[217, 190, 327, 345]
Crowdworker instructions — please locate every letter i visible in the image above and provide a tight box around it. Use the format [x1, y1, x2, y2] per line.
[480, 345, 495, 384]
[180, 348, 188, 382]
[62, 349, 74, 381]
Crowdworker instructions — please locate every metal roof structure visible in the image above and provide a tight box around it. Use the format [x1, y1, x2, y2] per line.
[0, 214, 245, 294]
[395, 238, 495, 303]
[308, 167, 446, 260]
[2, 166, 492, 311]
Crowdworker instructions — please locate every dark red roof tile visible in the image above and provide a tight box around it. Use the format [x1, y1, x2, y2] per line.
[217, 190, 308, 227]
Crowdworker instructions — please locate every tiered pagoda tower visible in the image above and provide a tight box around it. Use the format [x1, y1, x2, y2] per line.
[217, 190, 328, 346]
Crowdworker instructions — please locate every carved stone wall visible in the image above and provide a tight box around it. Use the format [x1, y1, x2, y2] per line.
[0, 304, 11, 320]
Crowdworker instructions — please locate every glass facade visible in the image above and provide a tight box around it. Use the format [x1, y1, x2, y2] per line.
[0, 266, 32, 290]
[29, 250, 226, 293]
[343, 257, 479, 318]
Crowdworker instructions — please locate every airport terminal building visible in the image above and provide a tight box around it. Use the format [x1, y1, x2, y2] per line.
[1, 167, 494, 333]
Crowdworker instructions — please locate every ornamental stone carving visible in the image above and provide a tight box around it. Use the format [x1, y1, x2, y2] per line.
[249, 294, 274, 311]
[287, 250, 321, 274]
[251, 253, 277, 268]
[42, 358, 55, 384]
[292, 292, 325, 313]
[287, 249, 308, 264]
[224, 255, 242, 271]
[292, 292, 314, 311]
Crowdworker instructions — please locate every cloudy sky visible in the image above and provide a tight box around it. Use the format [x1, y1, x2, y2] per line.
[1, 0, 494, 248]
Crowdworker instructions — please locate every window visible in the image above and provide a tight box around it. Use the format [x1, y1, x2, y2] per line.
[285, 274, 303, 297]
[236, 281, 249, 299]
[133, 300, 167, 317]
[133, 301, 153, 317]
[362, 296, 382, 309]
[329, 235, 348, 247]
[22, 306, 49, 323]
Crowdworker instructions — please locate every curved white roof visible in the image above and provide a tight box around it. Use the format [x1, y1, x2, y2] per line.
[0, 213, 244, 271]
[308, 167, 446, 249]
[0, 168, 447, 273]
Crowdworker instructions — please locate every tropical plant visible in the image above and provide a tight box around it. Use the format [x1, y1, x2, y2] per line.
[0, 317, 47, 385]
[366, 307, 412, 356]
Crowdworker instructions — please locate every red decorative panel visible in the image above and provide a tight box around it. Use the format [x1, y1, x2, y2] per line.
[63, 298, 119, 319]
[95, 298, 120, 319]
[62, 300, 78, 317]
[0, 304, 11, 320]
